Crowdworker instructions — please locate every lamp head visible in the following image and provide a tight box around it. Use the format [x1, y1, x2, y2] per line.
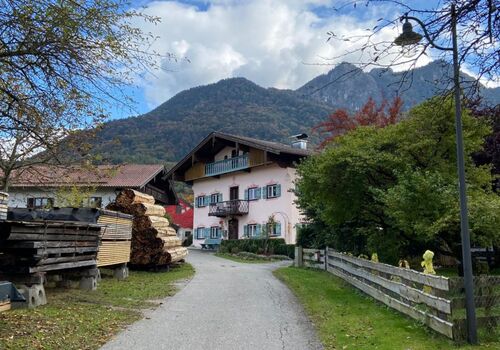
[394, 19, 423, 46]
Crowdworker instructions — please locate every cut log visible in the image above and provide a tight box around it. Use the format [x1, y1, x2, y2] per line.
[131, 203, 166, 217]
[160, 236, 182, 248]
[116, 189, 155, 207]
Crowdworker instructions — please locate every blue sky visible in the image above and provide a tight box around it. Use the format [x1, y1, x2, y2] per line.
[110, 0, 488, 120]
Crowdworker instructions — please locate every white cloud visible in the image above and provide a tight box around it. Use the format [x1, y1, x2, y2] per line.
[132, 0, 434, 107]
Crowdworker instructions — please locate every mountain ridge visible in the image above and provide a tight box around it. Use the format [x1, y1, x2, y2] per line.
[90, 61, 500, 164]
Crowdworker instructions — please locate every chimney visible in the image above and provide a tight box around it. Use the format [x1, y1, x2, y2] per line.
[290, 133, 308, 150]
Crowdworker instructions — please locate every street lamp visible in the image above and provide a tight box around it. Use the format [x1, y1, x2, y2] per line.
[394, 4, 477, 344]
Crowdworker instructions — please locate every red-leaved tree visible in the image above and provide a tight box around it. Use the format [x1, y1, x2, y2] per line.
[314, 96, 403, 149]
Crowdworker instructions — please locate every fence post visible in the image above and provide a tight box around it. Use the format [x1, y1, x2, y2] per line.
[295, 246, 303, 267]
[324, 247, 328, 271]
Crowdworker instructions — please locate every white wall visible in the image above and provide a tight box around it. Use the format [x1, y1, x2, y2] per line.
[7, 187, 119, 209]
[192, 162, 303, 247]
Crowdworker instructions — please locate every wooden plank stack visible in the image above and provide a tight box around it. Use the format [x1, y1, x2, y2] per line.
[96, 210, 133, 267]
[0, 192, 8, 221]
[107, 189, 188, 266]
[0, 221, 101, 273]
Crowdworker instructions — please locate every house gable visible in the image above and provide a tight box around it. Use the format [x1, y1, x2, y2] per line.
[167, 132, 311, 184]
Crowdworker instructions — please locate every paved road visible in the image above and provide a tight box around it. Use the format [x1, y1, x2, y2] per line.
[101, 249, 323, 350]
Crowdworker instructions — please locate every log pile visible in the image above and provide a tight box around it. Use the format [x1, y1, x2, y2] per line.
[96, 210, 133, 267]
[107, 189, 188, 266]
[0, 221, 101, 273]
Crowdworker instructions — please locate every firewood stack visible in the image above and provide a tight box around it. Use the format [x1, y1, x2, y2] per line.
[107, 189, 188, 266]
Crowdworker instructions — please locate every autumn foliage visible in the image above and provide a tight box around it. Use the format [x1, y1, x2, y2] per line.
[314, 96, 403, 149]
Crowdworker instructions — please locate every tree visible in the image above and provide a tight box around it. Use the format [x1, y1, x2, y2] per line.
[313, 96, 403, 148]
[0, 0, 161, 190]
[320, 1, 498, 101]
[297, 97, 500, 263]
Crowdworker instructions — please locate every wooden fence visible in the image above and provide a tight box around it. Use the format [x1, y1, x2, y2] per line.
[295, 247, 500, 340]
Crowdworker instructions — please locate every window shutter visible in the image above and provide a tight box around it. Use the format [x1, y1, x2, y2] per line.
[205, 195, 210, 206]
[275, 222, 282, 236]
[204, 228, 209, 238]
[256, 224, 261, 237]
[256, 187, 261, 199]
[276, 184, 281, 197]
[244, 189, 248, 200]
[243, 225, 248, 237]
[262, 186, 267, 199]
[218, 193, 223, 202]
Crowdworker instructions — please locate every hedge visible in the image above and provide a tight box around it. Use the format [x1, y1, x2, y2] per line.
[220, 239, 295, 259]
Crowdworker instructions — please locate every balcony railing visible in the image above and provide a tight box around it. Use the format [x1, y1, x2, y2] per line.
[208, 200, 249, 217]
[205, 154, 249, 177]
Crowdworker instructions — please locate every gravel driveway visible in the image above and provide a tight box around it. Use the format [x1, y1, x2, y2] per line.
[101, 249, 323, 350]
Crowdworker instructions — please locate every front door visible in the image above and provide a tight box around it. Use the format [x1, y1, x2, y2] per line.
[229, 186, 239, 200]
[228, 219, 239, 240]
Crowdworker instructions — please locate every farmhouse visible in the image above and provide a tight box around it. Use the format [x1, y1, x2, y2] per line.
[5, 164, 176, 209]
[166, 132, 311, 247]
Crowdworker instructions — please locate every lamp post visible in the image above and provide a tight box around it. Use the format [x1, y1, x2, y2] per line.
[394, 4, 477, 344]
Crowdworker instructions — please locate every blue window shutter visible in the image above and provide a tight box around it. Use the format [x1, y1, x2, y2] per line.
[262, 186, 267, 199]
[244, 189, 248, 200]
[256, 187, 261, 199]
[218, 193, 223, 202]
[204, 228, 210, 238]
[205, 195, 211, 205]
[276, 184, 281, 197]
[243, 224, 248, 237]
[275, 222, 281, 236]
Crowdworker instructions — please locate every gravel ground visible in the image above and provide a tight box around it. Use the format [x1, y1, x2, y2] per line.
[101, 249, 323, 350]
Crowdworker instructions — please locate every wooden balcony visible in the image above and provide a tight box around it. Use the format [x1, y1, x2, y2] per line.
[184, 149, 265, 182]
[208, 200, 249, 217]
[205, 155, 249, 177]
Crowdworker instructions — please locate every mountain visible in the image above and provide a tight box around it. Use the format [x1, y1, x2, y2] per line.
[91, 61, 500, 164]
[297, 60, 499, 110]
[91, 78, 332, 163]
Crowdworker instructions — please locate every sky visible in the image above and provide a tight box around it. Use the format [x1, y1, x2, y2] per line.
[110, 0, 491, 120]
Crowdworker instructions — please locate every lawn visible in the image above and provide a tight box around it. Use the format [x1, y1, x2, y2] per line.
[274, 267, 500, 350]
[0, 263, 194, 350]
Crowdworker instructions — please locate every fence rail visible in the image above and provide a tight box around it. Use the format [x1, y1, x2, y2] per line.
[295, 246, 500, 341]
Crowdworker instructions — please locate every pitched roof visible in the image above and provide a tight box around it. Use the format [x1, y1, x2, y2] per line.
[8, 164, 165, 188]
[166, 132, 312, 180]
[212, 132, 312, 157]
[165, 199, 194, 229]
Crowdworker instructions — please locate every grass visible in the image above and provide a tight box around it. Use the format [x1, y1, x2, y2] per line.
[274, 267, 500, 350]
[214, 252, 284, 264]
[0, 263, 195, 350]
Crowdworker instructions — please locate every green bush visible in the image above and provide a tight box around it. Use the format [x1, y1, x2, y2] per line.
[220, 239, 294, 258]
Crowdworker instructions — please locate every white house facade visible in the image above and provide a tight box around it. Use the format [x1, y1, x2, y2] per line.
[5, 164, 176, 209]
[166, 132, 311, 247]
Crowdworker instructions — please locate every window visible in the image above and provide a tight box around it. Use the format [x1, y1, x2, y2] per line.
[196, 227, 206, 239]
[248, 224, 258, 237]
[196, 196, 206, 207]
[266, 184, 281, 198]
[27, 197, 54, 209]
[267, 222, 282, 236]
[210, 193, 223, 204]
[210, 226, 221, 238]
[88, 197, 102, 208]
[246, 187, 260, 201]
